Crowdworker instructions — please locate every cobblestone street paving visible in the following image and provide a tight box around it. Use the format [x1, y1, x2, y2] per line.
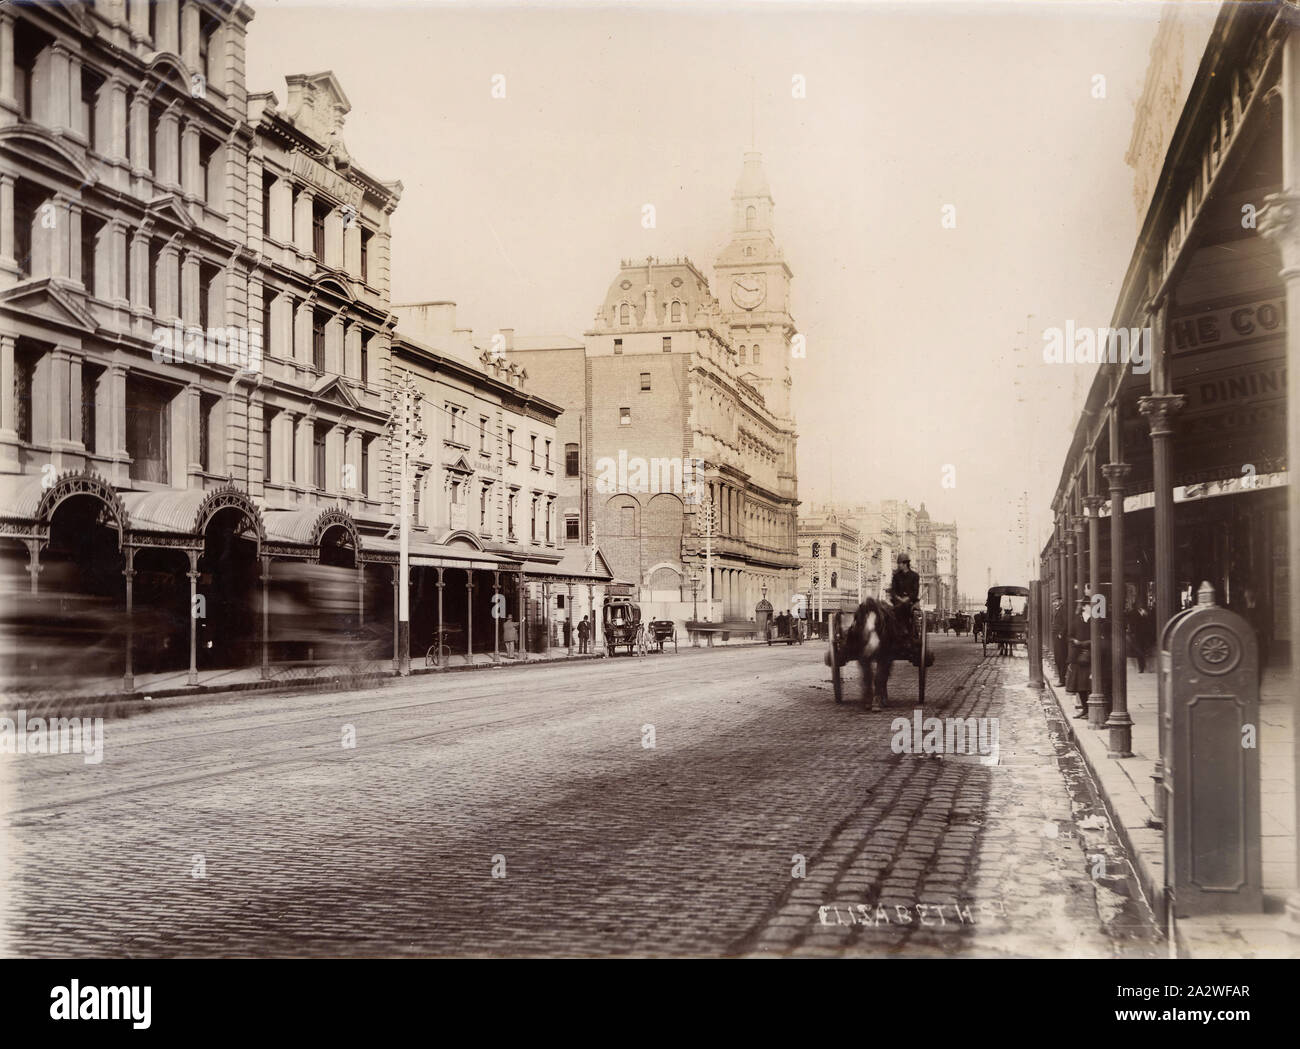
[0, 637, 1161, 957]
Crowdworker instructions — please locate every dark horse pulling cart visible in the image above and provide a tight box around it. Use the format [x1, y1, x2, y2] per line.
[982, 585, 1029, 657]
[647, 619, 678, 653]
[825, 599, 932, 709]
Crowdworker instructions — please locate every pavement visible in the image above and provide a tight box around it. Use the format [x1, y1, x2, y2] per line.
[0, 635, 1162, 958]
[1041, 653, 1297, 959]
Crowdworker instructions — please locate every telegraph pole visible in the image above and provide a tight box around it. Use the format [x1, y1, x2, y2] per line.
[386, 370, 426, 676]
[702, 494, 715, 620]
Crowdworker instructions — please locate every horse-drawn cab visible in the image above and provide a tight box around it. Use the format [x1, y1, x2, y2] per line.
[982, 585, 1029, 656]
[647, 619, 678, 653]
[603, 596, 643, 657]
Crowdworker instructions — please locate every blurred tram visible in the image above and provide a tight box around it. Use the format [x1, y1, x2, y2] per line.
[267, 562, 386, 665]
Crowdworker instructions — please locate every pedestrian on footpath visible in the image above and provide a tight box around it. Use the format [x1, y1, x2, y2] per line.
[1065, 597, 1091, 719]
[577, 615, 590, 654]
[1050, 593, 1068, 687]
[504, 614, 519, 658]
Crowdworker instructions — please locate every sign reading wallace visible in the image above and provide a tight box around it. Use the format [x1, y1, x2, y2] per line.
[291, 149, 364, 210]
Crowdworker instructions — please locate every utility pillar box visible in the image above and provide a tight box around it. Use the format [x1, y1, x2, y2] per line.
[754, 598, 773, 638]
[1160, 581, 1261, 918]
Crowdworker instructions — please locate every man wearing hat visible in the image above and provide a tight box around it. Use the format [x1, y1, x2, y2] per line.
[1050, 592, 1068, 687]
[889, 553, 920, 637]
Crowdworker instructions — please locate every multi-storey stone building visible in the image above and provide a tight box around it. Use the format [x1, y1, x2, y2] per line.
[0, 0, 607, 686]
[511, 154, 801, 628]
[796, 509, 861, 630]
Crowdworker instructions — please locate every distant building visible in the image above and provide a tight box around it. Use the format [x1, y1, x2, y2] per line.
[796, 510, 860, 629]
[510, 153, 801, 628]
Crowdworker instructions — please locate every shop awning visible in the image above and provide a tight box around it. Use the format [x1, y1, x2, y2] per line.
[516, 546, 615, 583]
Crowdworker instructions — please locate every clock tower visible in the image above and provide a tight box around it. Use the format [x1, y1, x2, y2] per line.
[714, 151, 796, 421]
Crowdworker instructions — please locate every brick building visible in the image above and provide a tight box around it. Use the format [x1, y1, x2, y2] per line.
[510, 153, 801, 629]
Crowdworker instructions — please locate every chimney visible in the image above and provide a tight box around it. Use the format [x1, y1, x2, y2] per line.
[499, 328, 514, 351]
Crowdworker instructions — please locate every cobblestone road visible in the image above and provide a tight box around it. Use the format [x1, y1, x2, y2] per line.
[0, 636, 1161, 957]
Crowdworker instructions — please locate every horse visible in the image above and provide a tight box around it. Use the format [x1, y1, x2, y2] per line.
[837, 597, 907, 711]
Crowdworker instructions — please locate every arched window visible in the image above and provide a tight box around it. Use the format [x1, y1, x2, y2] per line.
[830, 542, 837, 557]
[812, 575, 819, 588]
[831, 572, 838, 589]
[739, 345, 746, 364]
[746, 205, 757, 230]
[752, 344, 761, 364]
[811, 541, 820, 558]
[619, 303, 631, 325]
[670, 300, 682, 322]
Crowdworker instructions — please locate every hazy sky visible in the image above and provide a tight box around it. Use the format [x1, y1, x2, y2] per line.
[246, 0, 1219, 598]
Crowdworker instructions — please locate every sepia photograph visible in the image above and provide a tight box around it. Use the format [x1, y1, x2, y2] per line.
[0, 0, 1296, 1019]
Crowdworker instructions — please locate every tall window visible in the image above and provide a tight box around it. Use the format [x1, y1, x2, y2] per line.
[752, 344, 761, 364]
[313, 424, 327, 490]
[312, 310, 326, 371]
[14, 346, 36, 443]
[544, 440, 551, 471]
[81, 366, 99, 452]
[831, 572, 838, 589]
[81, 213, 104, 296]
[359, 331, 370, 386]
[739, 346, 746, 364]
[506, 427, 515, 461]
[530, 434, 537, 467]
[262, 176, 273, 237]
[507, 491, 516, 537]
[613, 338, 623, 354]
[480, 416, 489, 453]
[360, 437, 369, 497]
[545, 502, 552, 543]
[198, 395, 213, 472]
[531, 496, 538, 541]
[662, 335, 672, 352]
[312, 198, 328, 259]
[262, 407, 276, 483]
[480, 485, 489, 529]
[670, 301, 682, 322]
[81, 67, 102, 152]
[565, 443, 579, 477]
[618, 304, 630, 325]
[640, 373, 651, 391]
[199, 136, 221, 206]
[448, 405, 460, 443]
[830, 542, 837, 557]
[360, 228, 372, 283]
[126, 376, 171, 483]
[746, 205, 756, 230]
[565, 515, 580, 541]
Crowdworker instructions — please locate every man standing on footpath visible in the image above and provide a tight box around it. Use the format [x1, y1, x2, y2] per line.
[577, 614, 590, 654]
[1050, 593, 1068, 687]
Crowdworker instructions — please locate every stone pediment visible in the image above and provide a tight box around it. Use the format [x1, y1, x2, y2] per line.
[284, 71, 352, 149]
[311, 375, 360, 410]
[145, 192, 195, 230]
[444, 453, 474, 475]
[0, 279, 97, 333]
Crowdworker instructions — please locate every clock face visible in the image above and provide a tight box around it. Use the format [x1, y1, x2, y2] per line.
[730, 273, 767, 311]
